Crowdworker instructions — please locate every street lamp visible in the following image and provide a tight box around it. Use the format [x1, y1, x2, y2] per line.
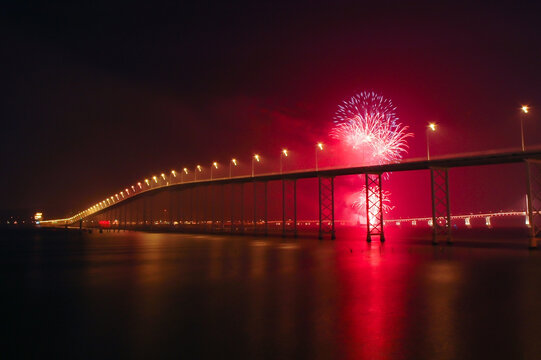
[252, 154, 260, 177]
[427, 123, 436, 160]
[145, 179, 150, 187]
[521, 105, 529, 151]
[211, 162, 218, 180]
[230, 158, 238, 178]
[170, 170, 177, 184]
[181, 168, 188, 183]
[280, 149, 288, 174]
[195, 165, 202, 181]
[316, 143, 324, 171]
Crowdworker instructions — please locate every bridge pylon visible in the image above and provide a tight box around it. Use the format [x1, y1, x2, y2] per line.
[318, 176, 335, 240]
[526, 160, 541, 249]
[430, 167, 452, 244]
[231, 183, 244, 234]
[365, 173, 385, 243]
[282, 179, 297, 237]
[253, 181, 268, 236]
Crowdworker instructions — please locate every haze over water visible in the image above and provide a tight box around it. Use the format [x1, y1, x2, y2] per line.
[2, 228, 540, 359]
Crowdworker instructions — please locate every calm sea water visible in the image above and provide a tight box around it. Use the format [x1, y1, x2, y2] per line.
[1, 228, 540, 359]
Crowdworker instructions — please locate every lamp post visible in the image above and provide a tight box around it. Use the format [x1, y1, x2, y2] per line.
[280, 149, 288, 174]
[315, 143, 324, 171]
[521, 105, 529, 151]
[181, 168, 188, 183]
[170, 170, 177, 184]
[195, 165, 202, 181]
[230, 158, 237, 178]
[211, 162, 218, 180]
[252, 154, 260, 177]
[426, 123, 436, 161]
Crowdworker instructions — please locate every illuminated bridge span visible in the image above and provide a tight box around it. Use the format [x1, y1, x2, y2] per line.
[42, 149, 541, 248]
[385, 211, 531, 227]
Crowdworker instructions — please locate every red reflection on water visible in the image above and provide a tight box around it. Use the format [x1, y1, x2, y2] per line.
[335, 242, 414, 360]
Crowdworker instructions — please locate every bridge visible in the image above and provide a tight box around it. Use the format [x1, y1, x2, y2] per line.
[42, 148, 541, 248]
[385, 211, 529, 227]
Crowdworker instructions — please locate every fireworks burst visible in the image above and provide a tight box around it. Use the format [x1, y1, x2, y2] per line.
[331, 91, 413, 164]
[352, 186, 395, 215]
[331, 92, 413, 221]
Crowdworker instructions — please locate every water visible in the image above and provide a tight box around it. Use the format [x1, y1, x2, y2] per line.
[1, 228, 541, 359]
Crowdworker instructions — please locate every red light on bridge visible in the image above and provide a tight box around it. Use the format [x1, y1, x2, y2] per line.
[98, 220, 111, 228]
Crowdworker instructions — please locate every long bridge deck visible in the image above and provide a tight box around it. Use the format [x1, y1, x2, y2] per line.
[41, 148, 541, 247]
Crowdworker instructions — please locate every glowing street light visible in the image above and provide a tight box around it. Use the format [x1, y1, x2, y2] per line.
[161, 173, 166, 181]
[280, 149, 288, 174]
[315, 143, 324, 172]
[181, 168, 188, 183]
[152, 175, 158, 184]
[426, 123, 436, 160]
[252, 154, 260, 177]
[211, 162, 218, 180]
[521, 105, 529, 151]
[144, 179, 150, 187]
[230, 158, 238, 178]
[195, 165, 202, 181]
[170, 170, 177, 184]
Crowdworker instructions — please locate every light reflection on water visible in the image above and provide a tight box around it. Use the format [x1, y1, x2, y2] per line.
[1, 229, 541, 359]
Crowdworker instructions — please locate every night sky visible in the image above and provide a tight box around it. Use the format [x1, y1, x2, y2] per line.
[2, 1, 541, 219]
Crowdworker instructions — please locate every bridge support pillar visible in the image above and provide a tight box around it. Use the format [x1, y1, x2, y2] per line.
[365, 173, 385, 243]
[430, 167, 452, 245]
[318, 176, 335, 240]
[282, 179, 297, 237]
[253, 181, 268, 236]
[218, 184, 225, 233]
[526, 160, 541, 249]
[231, 183, 244, 234]
[169, 189, 174, 229]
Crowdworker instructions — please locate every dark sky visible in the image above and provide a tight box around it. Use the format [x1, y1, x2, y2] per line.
[2, 1, 541, 218]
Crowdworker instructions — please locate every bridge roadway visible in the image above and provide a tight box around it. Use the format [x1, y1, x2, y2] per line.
[42, 147, 541, 247]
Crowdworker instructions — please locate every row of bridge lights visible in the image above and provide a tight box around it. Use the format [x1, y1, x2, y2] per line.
[62, 105, 533, 223]
[426, 105, 531, 160]
[69, 143, 327, 221]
